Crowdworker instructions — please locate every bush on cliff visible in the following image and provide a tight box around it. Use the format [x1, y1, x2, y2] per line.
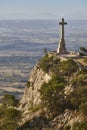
[72, 122, 87, 130]
[0, 94, 21, 130]
[39, 54, 60, 73]
[39, 75, 66, 117]
[2, 94, 19, 107]
[0, 105, 21, 130]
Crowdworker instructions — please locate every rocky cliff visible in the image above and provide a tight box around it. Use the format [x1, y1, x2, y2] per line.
[20, 61, 51, 111]
[19, 54, 87, 130]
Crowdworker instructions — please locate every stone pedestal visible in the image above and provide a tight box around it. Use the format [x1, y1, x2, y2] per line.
[57, 38, 66, 53]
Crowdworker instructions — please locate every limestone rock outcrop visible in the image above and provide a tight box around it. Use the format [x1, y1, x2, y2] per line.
[18, 54, 86, 130]
[20, 62, 51, 111]
[42, 109, 82, 130]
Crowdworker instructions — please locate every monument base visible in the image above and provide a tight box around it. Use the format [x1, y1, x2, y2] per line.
[57, 38, 67, 54]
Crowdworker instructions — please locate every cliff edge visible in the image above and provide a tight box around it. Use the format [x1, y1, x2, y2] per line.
[19, 53, 87, 130]
[20, 61, 51, 111]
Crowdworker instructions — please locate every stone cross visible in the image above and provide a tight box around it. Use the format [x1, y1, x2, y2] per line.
[59, 18, 67, 38]
[57, 18, 67, 54]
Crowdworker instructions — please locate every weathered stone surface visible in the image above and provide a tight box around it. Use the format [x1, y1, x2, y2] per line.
[57, 38, 67, 54]
[42, 109, 82, 130]
[18, 109, 82, 130]
[20, 62, 51, 111]
[19, 54, 84, 130]
[18, 109, 48, 129]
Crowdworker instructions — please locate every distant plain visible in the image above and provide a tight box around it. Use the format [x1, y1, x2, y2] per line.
[0, 19, 87, 99]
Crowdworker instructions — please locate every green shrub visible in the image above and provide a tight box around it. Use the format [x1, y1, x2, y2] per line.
[39, 54, 53, 72]
[5, 107, 21, 120]
[39, 75, 66, 117]
[29, 105, 41, 112]
[71, 75, 86, 88]
[64, 125, 71, 130]
[79, 102, 87, 117]
[0, 105, 6, 118]
[80, 47, 87, 53]
[2, 94, 19, 107]
[69, 85, 87, 110]
[72, 122, 87, 130]
[0, 107, 21, 130]
[39, 54, 60, 73]
[60, 58, 78, 76]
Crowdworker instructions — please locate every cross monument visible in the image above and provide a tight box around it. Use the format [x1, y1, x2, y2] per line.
[57, 18, 67, 54]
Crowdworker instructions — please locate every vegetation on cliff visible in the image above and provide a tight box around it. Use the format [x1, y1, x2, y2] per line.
[18, 54, 87, 130]
[79, 46, 87, 56]
[0, 94, 21, 130]
[39, 54, 87, 128]
[39, 75, 66, 117]
[1, 53, 87, 130]
[39, 54, 60, 73]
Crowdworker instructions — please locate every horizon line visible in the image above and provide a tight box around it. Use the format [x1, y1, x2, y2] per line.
[0, 18, 87, 21]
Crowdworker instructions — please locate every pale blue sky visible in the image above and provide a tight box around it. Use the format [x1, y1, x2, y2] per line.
[0, 0, 87, 19]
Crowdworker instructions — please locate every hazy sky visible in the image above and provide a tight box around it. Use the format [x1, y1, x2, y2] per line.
[0, 0, 87, 19]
